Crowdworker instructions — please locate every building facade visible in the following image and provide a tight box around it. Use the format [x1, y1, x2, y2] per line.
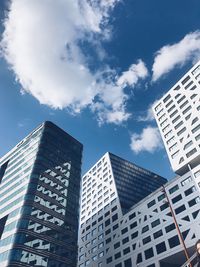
[78, 61, 200, 267]
[78, 152, 167, 267]
[153, 60, 200, 175]
[0, 121, 83, 267]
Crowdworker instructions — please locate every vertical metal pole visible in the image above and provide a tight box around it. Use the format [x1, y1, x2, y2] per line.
[162, 185, 192, 267]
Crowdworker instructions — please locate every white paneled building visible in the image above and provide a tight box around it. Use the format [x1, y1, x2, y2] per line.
[153, 60, 200, 175]
[78, 61, 200, 267]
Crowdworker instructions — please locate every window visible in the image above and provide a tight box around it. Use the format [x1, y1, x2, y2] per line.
[85, 260, 90, 266]
[112, 214, 118, 222]
[121, 227, 128, 235]
[99, 251, 104, 258]
[158, 194, 165, 201]
[145, 247, 154, 259]
[183, 106, 192, 115]
[105, 219, 110, 227]
[175, 204, 186, 214]
[143, 236, 151, 244]
[172, 194, 182, 204]
[169, 184, 179, 194]
[172, 150, 179, 159]
[136, 253, 142, 264]
[147, 199, 156, 208]
[98, 242, 104, 249]
[122, 237, 129, 244]
[113, 223, 119, 230]
[168, 235, 180, 248]
[124, 258, 132, 267]
[156, 241, 166, 254]
[91, 246, 97, 253]
[131, 231, 138, 239]
[130, 221, 137, 229]
[115, 252, 121, 259]
[192, 209, 200, 219]
[115, 264, 122, 267]
[155, 102, 162, 111]
[132, 243, 136, 250]
[92, 238, 97, 244]
[112, 206, 117, 212]
[181, 75, 190, 85]
[186, 148, 197, 158]
[169, 143, 178, 152]
[174, 121, 183, 130]
[105, 229, 111, 235]
[98, 224, 103, 231]
[153, 229, 163, 239]
[106, 257, 112, 263]
[177, 95, 186, 104]
[192, 124, 200, 134]
[181, 176, 192, 186]
[167, 105, 175, 113]
[177, 127, 186, 136]
[142, 225, 149, 233]
[160, 202, 169, 211]
[163, 94, 171, 103]
[98, 234, 103, 240]
[129, 212, 136, 220]
[123, 247, 130, 255]
[106, 237, 111, 244]
[172, 115, 181, 124]
[194, 170, 200, 178]
[114, 242, 120, 249]
[188, 197, 200, 207]
[151, 219, 160, 228]
[92, 228, 97, 236]
[165, 223, 175, 233]
[184, 186, 196, 196]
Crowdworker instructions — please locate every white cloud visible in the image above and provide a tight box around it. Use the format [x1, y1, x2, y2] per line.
[130, 126, 162, 154]
[152, 31, 200, 81]
[1, 0, 148, 125]
[117, 59, 148, 88]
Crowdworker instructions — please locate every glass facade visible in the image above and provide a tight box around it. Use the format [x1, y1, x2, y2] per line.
[109, 153, 167, 213]
[0, 121, 83, 267]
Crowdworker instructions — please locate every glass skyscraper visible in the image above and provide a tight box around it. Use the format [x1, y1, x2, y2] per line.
[0, 121, 83, 267]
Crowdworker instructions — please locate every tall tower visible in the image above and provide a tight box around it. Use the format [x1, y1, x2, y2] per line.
[78, 152, 166, 267]
[0, 121, 83, 267]
[153, 60, 200, 175]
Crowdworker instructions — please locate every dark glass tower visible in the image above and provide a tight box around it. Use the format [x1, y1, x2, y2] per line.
[109, 153, 167, 213]
[0, 121, 83, 267]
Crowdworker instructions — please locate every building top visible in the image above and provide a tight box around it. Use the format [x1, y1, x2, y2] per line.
[153, 60, 200, 175]
[0, 121, 83, 164]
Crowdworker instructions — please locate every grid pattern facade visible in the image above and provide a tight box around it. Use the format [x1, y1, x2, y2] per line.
[78, 153, 167, 267]
[153, 60, 200, 175]
[0, 121, 83, 267]
[78, 159, 200, 267]
[104, 163, 200, 267]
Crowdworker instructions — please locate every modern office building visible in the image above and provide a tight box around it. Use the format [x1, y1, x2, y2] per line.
[0, 121, 83, 267]
[78, 61, 200, 267]
[78, 152, 167, 267]
[153, 60, 200, 175]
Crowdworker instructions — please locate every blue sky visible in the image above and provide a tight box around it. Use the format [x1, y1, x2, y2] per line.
[0, 0, 200, 179]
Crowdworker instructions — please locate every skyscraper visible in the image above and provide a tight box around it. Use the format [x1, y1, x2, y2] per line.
[77, 61, 200, 267]
[153, 60, 200, 175]
[78, 152, 167, 267]
[0, 121, 83, 267]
